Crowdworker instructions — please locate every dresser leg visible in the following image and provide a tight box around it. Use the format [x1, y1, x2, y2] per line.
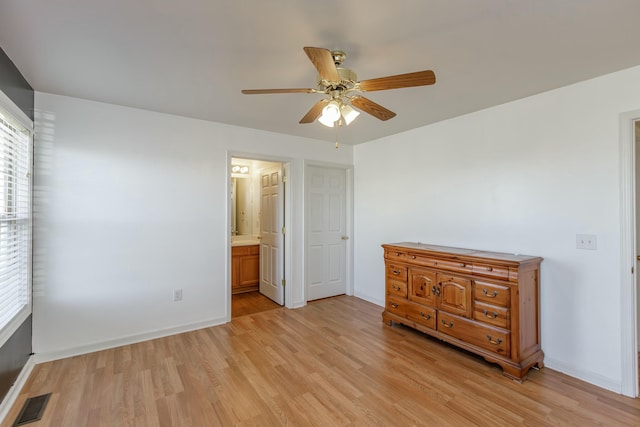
[381, 311, 393, 326]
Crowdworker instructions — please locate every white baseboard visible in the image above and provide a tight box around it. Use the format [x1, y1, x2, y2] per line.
[353, 291, 384, 307]
[0, 355, 35, 425]
[544, 357, 621, 394]
[35, 315, 228, 363]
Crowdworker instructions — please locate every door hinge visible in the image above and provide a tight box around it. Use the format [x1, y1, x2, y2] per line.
[282, 175, 287, 183]
[281, 226, 286, 235]
[281, 278, 286, 287]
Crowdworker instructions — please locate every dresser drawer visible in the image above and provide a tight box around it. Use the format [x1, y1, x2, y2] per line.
[405, 301, 436, 329]
[387, 279, 407, 298]
[386, 249, 407, 261]
[472, 263, 509, 280]
[438, 313, 510, 357]
[434, 258, 473, 274]
[474, 281, 510, 307]
[408, 254, 474, 274]
[386, 295, 408, 318]
[473, 301, 509, 329]
[386, 263, 408, 281]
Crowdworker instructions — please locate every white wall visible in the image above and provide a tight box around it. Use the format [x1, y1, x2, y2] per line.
[353, 65, 640, 393]
[33, 92, 352, 359]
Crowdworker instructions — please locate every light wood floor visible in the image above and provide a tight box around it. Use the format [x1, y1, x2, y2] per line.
[232, 291, 282, 318]
[3, 296, 640, 426]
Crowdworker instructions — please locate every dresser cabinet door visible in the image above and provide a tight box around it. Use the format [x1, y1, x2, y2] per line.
[436, 273, 472, 318]
[408, 268, 437, 306]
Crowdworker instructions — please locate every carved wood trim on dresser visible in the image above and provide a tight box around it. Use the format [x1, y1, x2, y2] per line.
[382, 242, 544, 381]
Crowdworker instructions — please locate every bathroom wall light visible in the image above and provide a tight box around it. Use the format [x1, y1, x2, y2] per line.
[231, 164, 249, 174]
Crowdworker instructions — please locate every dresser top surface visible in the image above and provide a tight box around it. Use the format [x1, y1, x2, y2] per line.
[382, 242, 542, 264]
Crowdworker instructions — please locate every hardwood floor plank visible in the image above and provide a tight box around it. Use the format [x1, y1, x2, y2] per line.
[3, 296, 640, 427]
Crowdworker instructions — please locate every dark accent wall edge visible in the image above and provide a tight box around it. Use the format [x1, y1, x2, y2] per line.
[0, 316, 32, 402]
[0, 46, 34, 120]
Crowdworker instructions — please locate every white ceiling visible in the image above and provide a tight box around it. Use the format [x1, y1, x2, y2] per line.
[2, 1, 640, 145]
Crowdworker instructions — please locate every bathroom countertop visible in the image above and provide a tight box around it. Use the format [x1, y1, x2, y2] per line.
[231, 237, 261, 247]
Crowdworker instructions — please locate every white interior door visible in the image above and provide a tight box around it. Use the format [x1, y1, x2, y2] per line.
[635, 120, 640, 346]
[259, 165, 284, 304]
[306, 165, 347, 301]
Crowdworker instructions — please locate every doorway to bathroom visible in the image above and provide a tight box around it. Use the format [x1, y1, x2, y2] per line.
[230, 157, 286, 317]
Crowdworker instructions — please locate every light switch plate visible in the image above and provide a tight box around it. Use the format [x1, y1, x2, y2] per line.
[576, 234, 597, 250]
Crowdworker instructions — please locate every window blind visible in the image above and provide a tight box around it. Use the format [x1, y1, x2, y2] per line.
[0, 109, 31, 334]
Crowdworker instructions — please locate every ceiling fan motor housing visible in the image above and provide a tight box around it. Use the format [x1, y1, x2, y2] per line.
[317, 67, 357, 90]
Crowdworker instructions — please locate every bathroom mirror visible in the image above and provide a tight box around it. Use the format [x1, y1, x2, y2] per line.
[231, 177, 252, 236]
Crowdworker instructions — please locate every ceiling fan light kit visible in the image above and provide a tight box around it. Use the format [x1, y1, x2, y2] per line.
[316, 99, 360, 128]
[241, 47, 436, 130]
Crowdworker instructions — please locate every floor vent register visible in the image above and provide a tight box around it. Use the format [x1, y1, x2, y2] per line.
[13, 393, 51, 426]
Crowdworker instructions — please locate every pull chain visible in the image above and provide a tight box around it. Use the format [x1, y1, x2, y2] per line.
[335, 118, 342, 149]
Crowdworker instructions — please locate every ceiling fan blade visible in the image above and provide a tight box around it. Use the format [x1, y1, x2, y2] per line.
[358, 70, 436, 92]
[350, 96, 396, 121]
[299, 99, 330, 124]
[303, 47, 341, 82]
[242, 88, 316, 94]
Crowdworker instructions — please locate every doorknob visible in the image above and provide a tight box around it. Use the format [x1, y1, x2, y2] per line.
[341, 235, 349, 240]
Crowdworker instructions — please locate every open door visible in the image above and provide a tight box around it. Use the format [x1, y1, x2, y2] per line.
[259, 165, 284, 304]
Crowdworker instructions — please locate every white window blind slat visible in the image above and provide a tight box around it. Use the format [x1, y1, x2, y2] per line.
[0, 106, 32, 336]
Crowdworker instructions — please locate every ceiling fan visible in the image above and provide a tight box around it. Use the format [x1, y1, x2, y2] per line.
[241, 47, 436, 127]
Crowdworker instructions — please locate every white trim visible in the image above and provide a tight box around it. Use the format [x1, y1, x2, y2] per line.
[0, 355, 34, 424]
[619, 110, 640, 397]
[354, 291, 384, 308]
[34, 315, 227, 363]
[544, 357, 621, 394]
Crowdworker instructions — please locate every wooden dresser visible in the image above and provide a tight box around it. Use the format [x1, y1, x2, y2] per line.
[382, 242, 543, 381]
[231, 244, 260, 294]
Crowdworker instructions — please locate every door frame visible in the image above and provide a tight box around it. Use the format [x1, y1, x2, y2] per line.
[303, 161, 354, 303]
[619, 109, 639, 397]
[227, 152, 292, 319]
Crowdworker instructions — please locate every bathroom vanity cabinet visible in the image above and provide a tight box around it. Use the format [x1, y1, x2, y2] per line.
[382, 242, 543, 381]
[231, 244, 260, 294]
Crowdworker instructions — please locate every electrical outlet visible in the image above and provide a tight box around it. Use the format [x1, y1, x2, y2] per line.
[173, 288, 183, 302]
[576, 234, 597, 250]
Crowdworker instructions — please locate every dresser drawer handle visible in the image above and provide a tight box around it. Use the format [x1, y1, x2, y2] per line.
[441, 319, 454, 328]
[395, 252, 401, 256]
[459, 263, 466, 267]
[392, 269, 401, 275]
[483, 289, 499, 298]
[485, 267, 493, 272]
[420, 312, 431, 320]
[432, 285, 440, 297]
[483, 309, 498, 319]
[391, 284, 399, 291]
[486, 335, 502, 345]
[389, 302, 399, 309]
[410, 255, 416, 259]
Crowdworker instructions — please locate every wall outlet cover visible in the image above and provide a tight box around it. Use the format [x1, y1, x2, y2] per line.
[576, 234, 597, 250]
